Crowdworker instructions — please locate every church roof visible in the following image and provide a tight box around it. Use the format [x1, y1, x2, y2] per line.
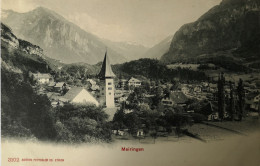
[63, 87, 84, 101]
[98, 51, 116, 78]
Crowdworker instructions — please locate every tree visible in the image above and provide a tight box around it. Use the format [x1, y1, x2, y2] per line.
[142, 80, 151, 93]
[1, 69, 57, 140]
[112, 109, 126, 130]
[124, 112, 142, 135]
[150, 132, 157, 144]
[55, 103, 111, 142]
[237, 79, 245, 121]
[229, 81, 235, 121]
[217, 72, 225, 120]
[151, 86, 164, 108]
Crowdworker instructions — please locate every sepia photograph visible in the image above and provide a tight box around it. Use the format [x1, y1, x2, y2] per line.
[1, 0, 260, 165]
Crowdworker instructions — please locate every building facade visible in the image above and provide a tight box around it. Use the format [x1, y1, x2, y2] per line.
[128, 77, 141, 87]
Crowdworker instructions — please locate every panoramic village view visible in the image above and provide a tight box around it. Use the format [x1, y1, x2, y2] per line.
[1, 0, 260, 164]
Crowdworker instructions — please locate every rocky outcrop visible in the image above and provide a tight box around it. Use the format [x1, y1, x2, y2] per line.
[1, 23, 19, 48]
[1, 23, 45, 57]
[18, 39, 44, 57]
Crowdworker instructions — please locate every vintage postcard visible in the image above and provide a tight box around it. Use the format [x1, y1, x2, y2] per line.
[1, 0, 260, 165]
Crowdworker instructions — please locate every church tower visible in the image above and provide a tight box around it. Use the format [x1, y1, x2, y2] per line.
[98, 51, 115, 108]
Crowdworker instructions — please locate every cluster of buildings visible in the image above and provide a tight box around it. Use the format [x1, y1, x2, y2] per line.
[30, 51, 260, 125]
[30, 52, 143, 112]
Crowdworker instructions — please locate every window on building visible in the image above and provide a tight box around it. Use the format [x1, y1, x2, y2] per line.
[108, 87, 112, 90]
[108, 82, 112, 85]
[109, 92, 111, 95]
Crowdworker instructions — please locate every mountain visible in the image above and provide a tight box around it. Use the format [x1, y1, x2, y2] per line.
[1, 7, 127, 64]
[1, 23, 52, 73]
[102, 39, 149, 61]
[161, 0, 260, 67]
[142, 35, 173, 59]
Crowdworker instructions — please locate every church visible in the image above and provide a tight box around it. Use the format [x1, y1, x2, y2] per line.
[98, 51, 116, 108]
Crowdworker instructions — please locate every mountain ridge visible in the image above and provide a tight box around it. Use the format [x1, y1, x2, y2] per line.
[2, 7, 128, 64]
[161, 0, 260, 65]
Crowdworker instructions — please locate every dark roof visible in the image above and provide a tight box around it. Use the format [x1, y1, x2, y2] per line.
[54, 82, 65, 88]
[98, 51, 115, 79]
[63, 87, 84, 101]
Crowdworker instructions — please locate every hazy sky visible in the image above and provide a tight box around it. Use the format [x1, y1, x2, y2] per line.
[1, 0, 221, 47]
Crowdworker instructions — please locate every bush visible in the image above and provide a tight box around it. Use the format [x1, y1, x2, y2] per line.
[191, 113, 206, 123]
[55, 104, 111, 142]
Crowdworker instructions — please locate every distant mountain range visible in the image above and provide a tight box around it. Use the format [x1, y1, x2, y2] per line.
[2, 0, 260, 70]
[1, 7, 149, 64]
[161, 0, 260, 67]
[102, 39, 149, 61]
[142, 35, 173, 59]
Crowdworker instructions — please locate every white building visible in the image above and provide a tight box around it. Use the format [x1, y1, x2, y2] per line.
[32, 73, 52, 84]
[128, 77, 141, 87]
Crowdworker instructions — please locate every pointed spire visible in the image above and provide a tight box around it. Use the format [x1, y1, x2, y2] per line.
[98, 50, 116, 79]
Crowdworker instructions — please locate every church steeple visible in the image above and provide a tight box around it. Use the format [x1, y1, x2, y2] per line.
[98, 51, 115, 79]
[98, 51, 115, 108]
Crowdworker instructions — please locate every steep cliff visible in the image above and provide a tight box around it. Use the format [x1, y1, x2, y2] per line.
[161, 0, 260, 65]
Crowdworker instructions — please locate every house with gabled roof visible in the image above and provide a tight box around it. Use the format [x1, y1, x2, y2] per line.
[128, 77, 141, 87]
[32, 73, 52, 84]
[246, 92, 260, 111]
[54, 82, 67, 92]
[61, 87, 99, 106]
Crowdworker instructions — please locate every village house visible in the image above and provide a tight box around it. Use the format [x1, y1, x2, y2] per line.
[193, 85, 202, 93]
[112, 129, 129, 136]
[136, 129, 144, 137]
[208, 83, 218, 93]
[54, 82, 67, 92]
[128, 77, 142, 87]
[123, 109, 134, 114]
[32, 73, 52, 84]
[86, 79, 100, 91]
[118, 79, 128, 89]
[61, 87, 99, 106]
[181, 86, 190, 95]
[161, 91, 189, 107]
[114, 89, 124, 98]
[246, 93, 260, 111]
[47, 82, 56, 90]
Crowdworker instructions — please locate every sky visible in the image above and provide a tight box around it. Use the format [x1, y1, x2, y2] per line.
[1, 0, 222, 47]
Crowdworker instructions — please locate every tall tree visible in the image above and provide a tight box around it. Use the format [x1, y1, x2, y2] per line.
[217, 72, 225, 120]
[229, 81, 235, 121]
[237, 79, 245, 121]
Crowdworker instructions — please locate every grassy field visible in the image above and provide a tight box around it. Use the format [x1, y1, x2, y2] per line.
[112, 115, 260, 144]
